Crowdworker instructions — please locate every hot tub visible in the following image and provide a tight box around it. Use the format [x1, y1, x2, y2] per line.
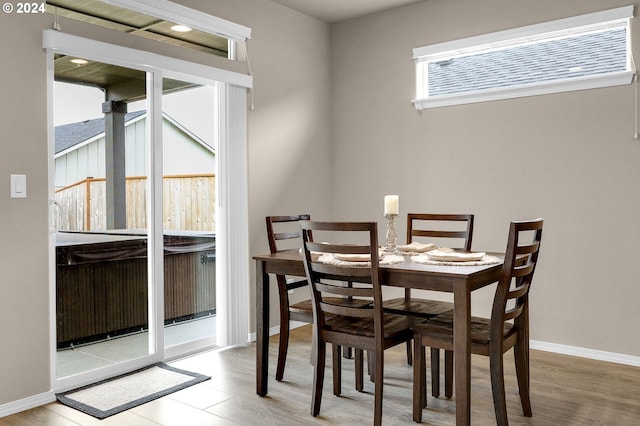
[56, 230, 216, 348]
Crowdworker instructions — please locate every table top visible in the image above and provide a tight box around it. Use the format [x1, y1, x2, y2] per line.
[254, 249, 504, 286]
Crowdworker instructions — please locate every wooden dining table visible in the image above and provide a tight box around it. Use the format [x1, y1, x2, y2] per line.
[254, 249, 503, 426]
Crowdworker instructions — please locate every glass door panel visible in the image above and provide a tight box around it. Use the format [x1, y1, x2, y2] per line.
[54, 57, 151, 378]
[161, 80, 218, 351]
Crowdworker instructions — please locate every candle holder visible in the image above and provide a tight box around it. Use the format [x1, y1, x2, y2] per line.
[384, 213, 399, 254]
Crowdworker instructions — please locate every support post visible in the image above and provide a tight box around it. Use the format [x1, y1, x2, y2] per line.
[103, 100, 127, 229]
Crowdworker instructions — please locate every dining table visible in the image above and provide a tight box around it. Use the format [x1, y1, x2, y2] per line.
[254, 249, 503, 426]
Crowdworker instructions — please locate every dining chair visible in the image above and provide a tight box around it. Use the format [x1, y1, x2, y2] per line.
[265, 214, 316, 382]
[266, 214, 367, 381]
[384, 213, 474, 396]
[300, 220, 413, 426]
[412, 218, 543, 425]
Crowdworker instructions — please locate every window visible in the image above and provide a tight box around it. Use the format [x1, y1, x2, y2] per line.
[413, 6, 634, 110]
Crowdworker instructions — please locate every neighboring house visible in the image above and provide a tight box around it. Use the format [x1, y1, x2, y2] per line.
[54, 110, 216, 189]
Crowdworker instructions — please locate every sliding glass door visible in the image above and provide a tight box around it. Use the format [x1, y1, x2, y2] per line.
[47, 25, 251, 392]
[50, 59, 221, 391]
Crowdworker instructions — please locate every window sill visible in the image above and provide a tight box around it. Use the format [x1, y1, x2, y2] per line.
[412, 71, 634, 110]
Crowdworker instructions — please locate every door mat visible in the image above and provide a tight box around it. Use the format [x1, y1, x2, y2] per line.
[56, 363, 210, 419]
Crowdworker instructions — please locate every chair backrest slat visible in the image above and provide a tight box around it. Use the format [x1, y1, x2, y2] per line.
[321, 302, 374, 319]
[411, 229, 470, 240]
[273, 231, 301, 241]
[407, 213, 474, 251]
[316, 282, 373, 297]
[308, 242, 370, 255]
[513, 263, 535, 278]
[516, 241, 540, 256]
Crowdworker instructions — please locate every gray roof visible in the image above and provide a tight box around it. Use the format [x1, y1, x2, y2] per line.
[55, 110, 146, 154]
[428, 28, 627, 97]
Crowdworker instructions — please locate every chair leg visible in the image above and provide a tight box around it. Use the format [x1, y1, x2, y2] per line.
[311, 340, 326, 416]
[333, 344, 342, 396]
[514, 342, 532, 417]
[368, 350, 376, 382]
[355, 349, 364, 392]
[430, 348, 440, 397]
[406, 340, 413, 366]
[343, 346, 353, 359]
[373, 348, 384, 426]
[310, 325, 317, 366]
[413, 335, 425, 422]
[422, 348, 427, 408]
[489, 346, 509, 426]
[275, 311, 290, 381]
[444, 349, 453, 398]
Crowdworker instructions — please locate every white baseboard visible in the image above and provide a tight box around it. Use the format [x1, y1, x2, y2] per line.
[249, 326, 640, 368]
[0, 390, 55, 419]
[530, 340, 640, 367]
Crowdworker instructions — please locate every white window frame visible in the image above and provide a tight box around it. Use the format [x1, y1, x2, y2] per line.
[413, 5, 635, 110]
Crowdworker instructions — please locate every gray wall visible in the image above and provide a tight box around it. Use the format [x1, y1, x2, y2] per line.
[330, 0, 640, 357]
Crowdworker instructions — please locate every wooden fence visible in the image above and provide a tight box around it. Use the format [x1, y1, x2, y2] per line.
[55, 174, 216, 231]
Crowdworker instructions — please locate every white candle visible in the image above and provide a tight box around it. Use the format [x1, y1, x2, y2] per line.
[384, 195, 399, 215]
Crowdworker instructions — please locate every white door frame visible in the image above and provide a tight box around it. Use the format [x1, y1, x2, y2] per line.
[45, 30, 251, 392]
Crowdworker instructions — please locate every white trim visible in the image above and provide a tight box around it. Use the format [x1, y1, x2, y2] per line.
[215, 84, 250, 347]
[413, 5, 634, 59]
[46, 46, 58, 396]
[0, 391, 55, 418]
[531, 340, 640, 368]
[148, 69, 164, 360]
[102, 0, 251, 42]
[413, 70, 634, 110]
[43, 30, 252, 89]
[163, 113, 215, 154]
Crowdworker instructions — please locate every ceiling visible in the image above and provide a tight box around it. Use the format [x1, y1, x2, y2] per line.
[271, 0, 423, 23]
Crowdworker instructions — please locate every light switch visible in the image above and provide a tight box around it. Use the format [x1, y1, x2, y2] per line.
[10, 174, 27, 199]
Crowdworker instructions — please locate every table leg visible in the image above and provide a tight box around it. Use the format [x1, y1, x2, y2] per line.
[256, 260, 269, 396]
[453, 279, 471, 425]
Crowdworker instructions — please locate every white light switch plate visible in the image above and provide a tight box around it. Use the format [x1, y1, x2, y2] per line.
[10, 174, 27, 198]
